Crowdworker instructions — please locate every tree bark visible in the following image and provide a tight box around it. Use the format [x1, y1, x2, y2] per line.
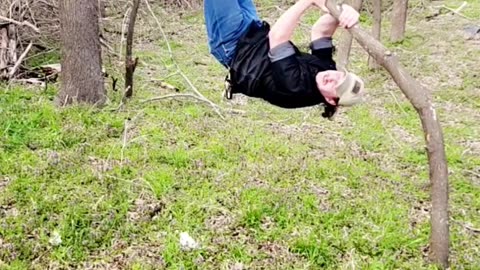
[390, 0, 408, 42]
[0, 24, 17, 80]
[0, 26, 9, 79]
[326, 0, 449, 268]
[335, 0, 363, 69]
[124, 0, 140, 99]
[368, 0, 381, 69]
[57, 0, 106, 106]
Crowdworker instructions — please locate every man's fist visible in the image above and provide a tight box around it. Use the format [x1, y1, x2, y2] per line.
[338, 4, 360, 29]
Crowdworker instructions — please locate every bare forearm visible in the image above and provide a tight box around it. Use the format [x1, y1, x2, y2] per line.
[311, 14, 339, 40]
[311, 3, 360, 41]
[269, 0, 313, 48]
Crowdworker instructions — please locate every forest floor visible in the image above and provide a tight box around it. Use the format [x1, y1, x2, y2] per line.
[1, 0, 479, 269]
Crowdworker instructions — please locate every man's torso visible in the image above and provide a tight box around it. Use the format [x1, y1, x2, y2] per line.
[229, 21, 337, 109]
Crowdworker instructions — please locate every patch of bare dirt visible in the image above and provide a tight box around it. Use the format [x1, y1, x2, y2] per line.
[0, 237, 17, 262]
[205, 212, 234, 233]
[127, 193, 165, 223]
[0, 176, 11, 193]
[409, 200, 431, 231]
[88, 157, 122, 179]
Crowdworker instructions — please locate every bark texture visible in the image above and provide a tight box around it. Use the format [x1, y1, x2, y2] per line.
[335, 0, 363, 69]
[326, 0, 449, 268]
[124, 0, 140, 99]
[390, 0, 408, 42]
[57, 0, 105, 106]
[368, 0, 382, 69]
[0, 24, 17, 79]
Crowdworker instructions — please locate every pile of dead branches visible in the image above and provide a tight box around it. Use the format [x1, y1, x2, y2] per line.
[0, 0, 200, 82]
[0, 0, 59, 81]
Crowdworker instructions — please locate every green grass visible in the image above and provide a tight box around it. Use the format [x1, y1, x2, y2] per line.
[1, 0, 480, 269]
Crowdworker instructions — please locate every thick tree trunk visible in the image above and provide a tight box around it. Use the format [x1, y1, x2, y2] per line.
[57, 0, 106, 106]
[390, 0, 408, 42]
[326, 0, 449, 268]
[0, 24, 17, 79]
[335, 0, 363, 69]
[368, 0, 381, 69]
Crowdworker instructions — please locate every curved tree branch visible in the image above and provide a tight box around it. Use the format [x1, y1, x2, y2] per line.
[325, 0, 449, 268]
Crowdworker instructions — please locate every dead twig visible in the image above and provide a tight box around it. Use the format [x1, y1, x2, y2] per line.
[439, 2, 472, 20]
[9, 41, 33, 78]
[0, 15, 40, 33]
[12, 78, 45, 87]
[142, 93, 212, 104]
[452, 219, 480, 234]
[100, 37, 122, 58]
[464, 224, 480, 234]
[143, 0, 224, 119]
[120, 111, 144, 164]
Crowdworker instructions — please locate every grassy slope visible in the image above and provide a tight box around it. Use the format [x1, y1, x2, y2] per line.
[1, 0, 479, 269]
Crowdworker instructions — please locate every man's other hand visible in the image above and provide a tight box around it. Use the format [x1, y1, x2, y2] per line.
[338, 4, 359, 29]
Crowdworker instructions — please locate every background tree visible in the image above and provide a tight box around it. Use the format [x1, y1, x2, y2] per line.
[368, 0, 382, 69]
[0, 24, 16, 80]
[390, 0, 408, 42]
[57, 0, 106, 106]
[335, 0, 363, 69]
[326, 0, 450, 268]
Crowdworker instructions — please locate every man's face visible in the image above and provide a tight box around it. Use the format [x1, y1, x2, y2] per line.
[315, 70, 346, 106]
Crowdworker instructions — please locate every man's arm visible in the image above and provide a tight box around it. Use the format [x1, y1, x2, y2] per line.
[269, 0, 325, 49]
[311, 4, 360, 41]
[311, 14, 338, 41]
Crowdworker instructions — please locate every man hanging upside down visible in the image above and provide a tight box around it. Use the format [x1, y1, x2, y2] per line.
[204, 0, 365, 118]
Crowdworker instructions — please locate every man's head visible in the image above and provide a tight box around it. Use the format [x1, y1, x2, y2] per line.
[315, 69, 365, 106]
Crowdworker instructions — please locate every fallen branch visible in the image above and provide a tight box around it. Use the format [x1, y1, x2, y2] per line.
[142, 94, 246, 115]
[439, 2, 472, 20]
[151, 79, 179, 91]
[326, 0, 449, 268]
[142, 93, 212, 104]
[452, 219, 480, 234]
[0, 15, 40, 33]
[463, 223, 480, 234]
[12, 78, 45, 87]
[143, 0, 224, 119]
[9, 41, 33, 78]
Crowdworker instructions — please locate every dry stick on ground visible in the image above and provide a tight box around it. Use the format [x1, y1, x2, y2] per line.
[142, 93, 214, 105]
[325, 0, 449, 268]
[124, 0, 140, 99]
[336, 0, 363, 69]
[143, 0, 224, 119]
[440, 2, 472, 20]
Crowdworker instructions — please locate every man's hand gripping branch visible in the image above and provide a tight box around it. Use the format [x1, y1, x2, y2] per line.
[269, 0, 360, 49]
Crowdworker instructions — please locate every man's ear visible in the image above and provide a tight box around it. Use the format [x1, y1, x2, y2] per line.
[325, 96, 337, 106]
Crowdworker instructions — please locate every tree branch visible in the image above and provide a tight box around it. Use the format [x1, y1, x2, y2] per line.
[125, 0, 140, 98]
[9, 42, 33, 78]
[325, 0, 449, 268]
[0, 15, 40, 33]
